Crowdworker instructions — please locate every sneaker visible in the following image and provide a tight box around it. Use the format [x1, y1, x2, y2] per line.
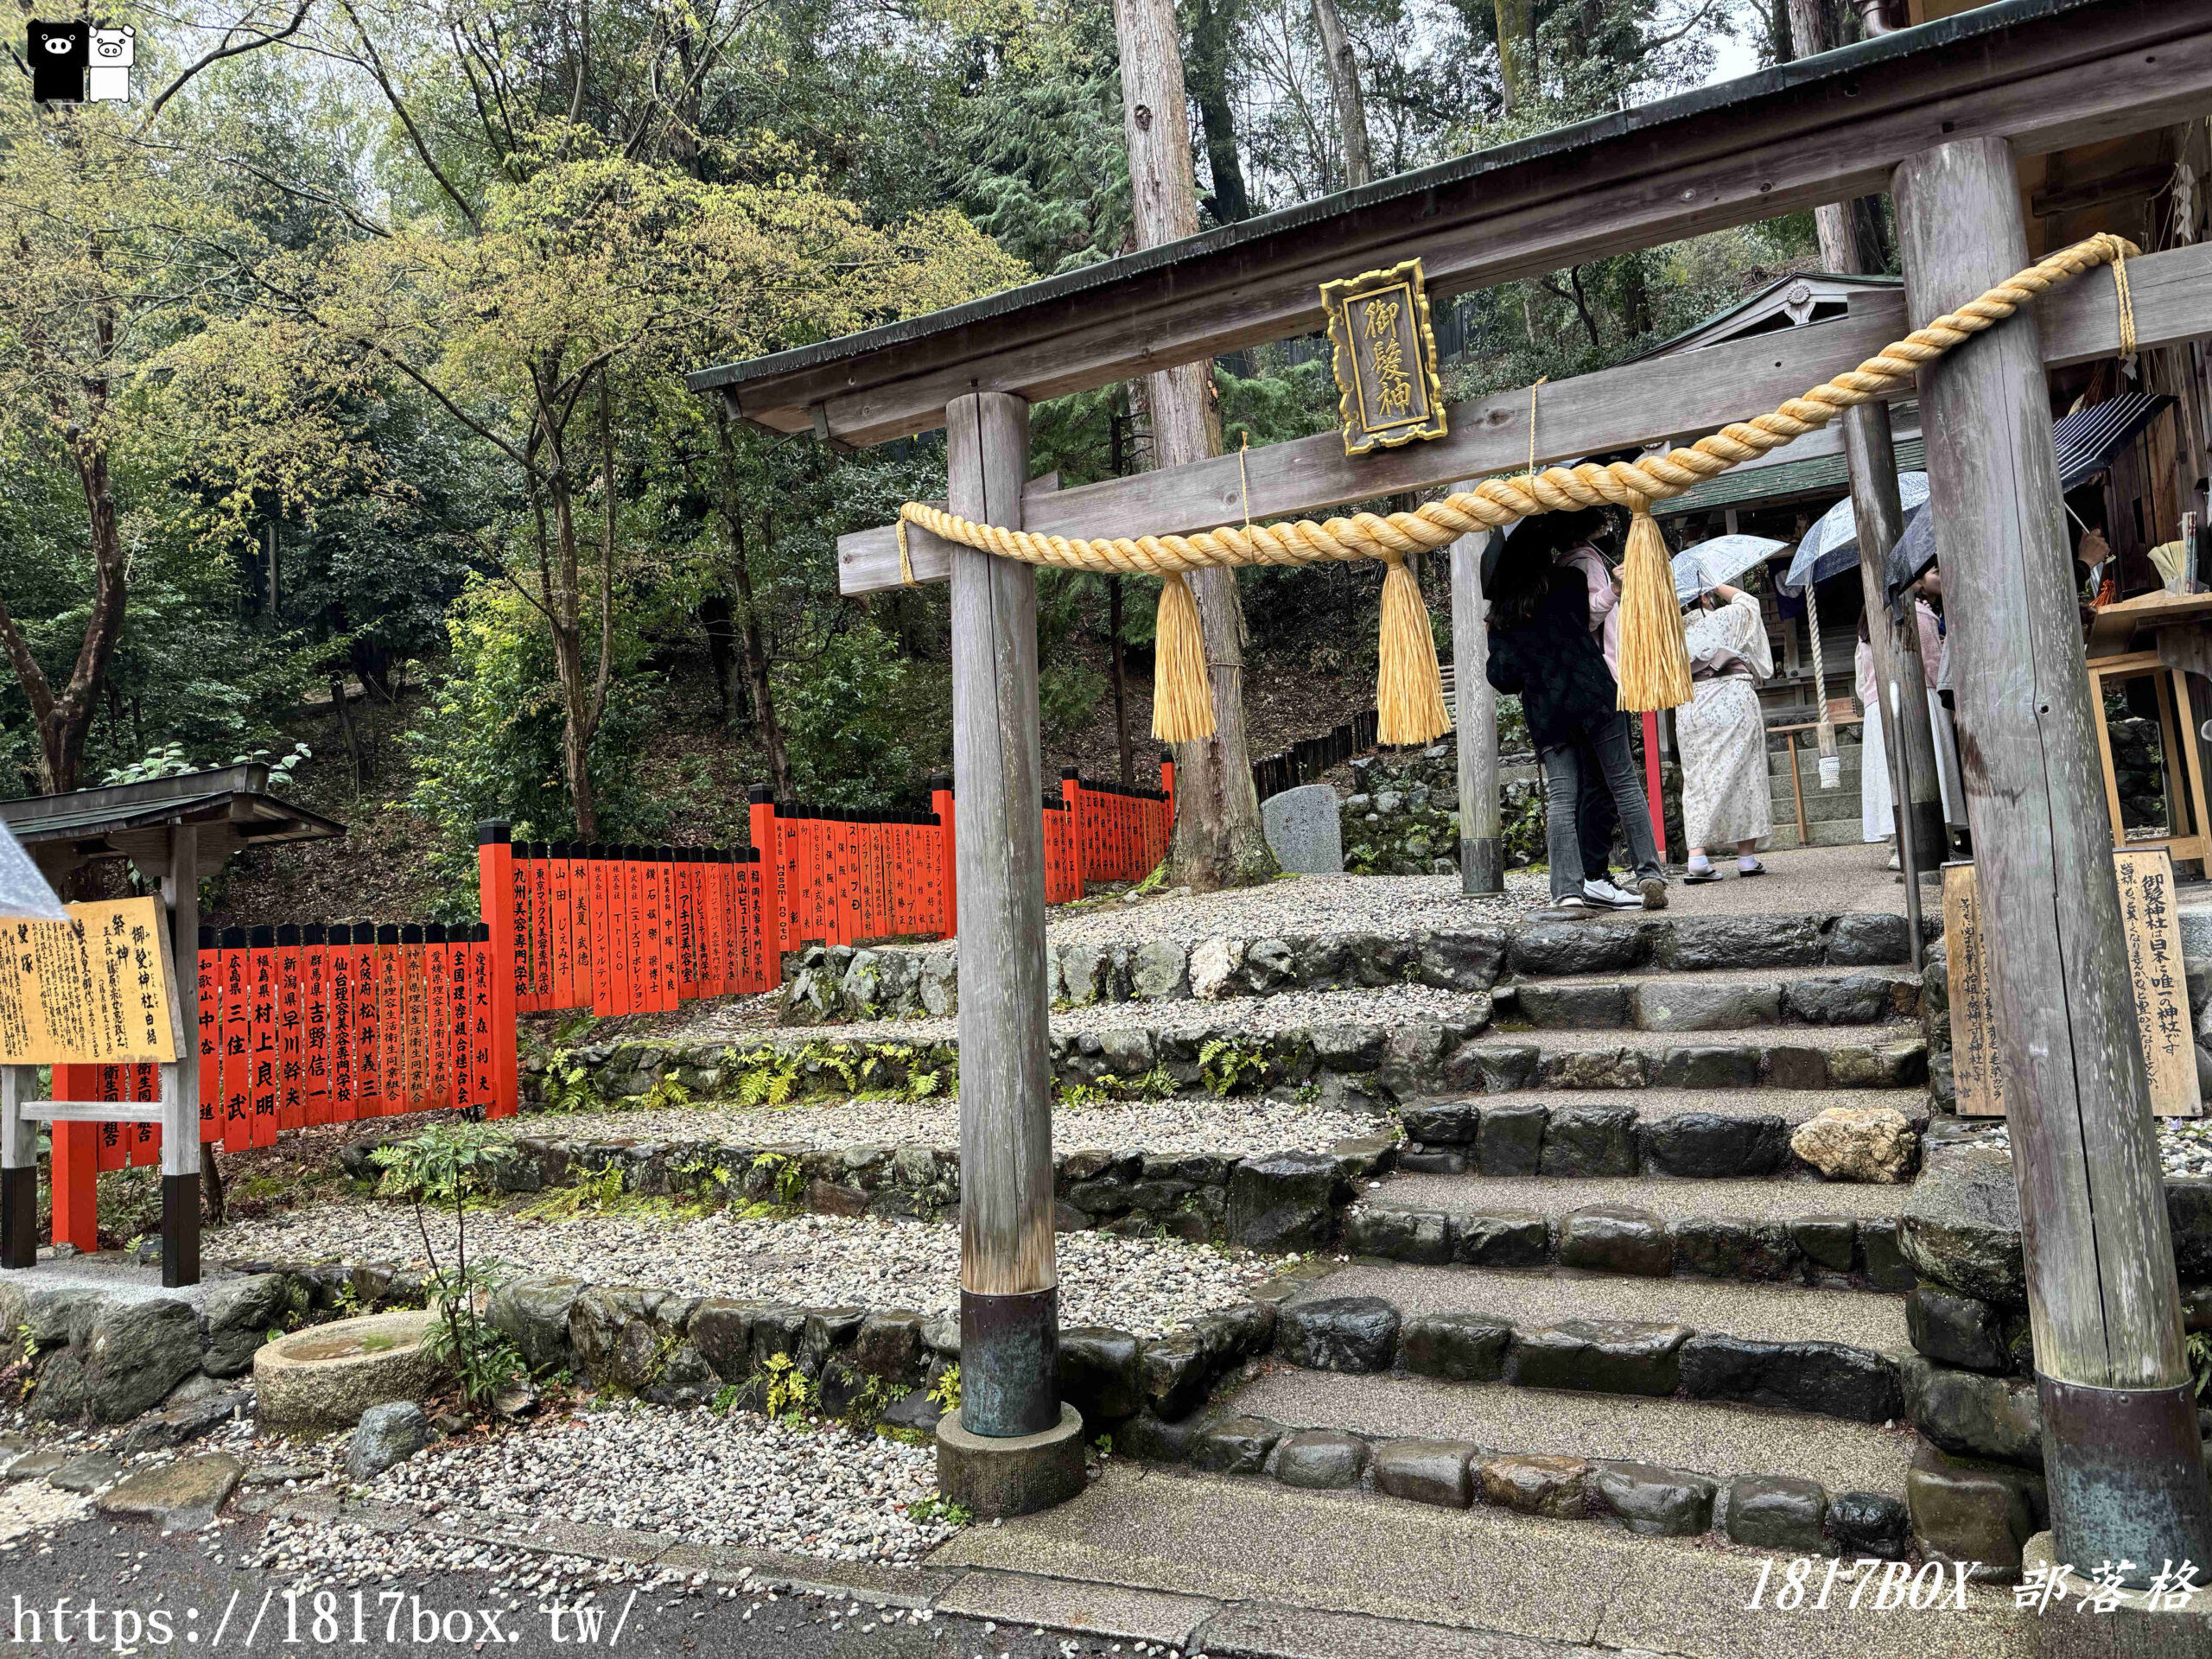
[1551, 893, 1591, 910]
[1583, 878, 1641, 910]
[1640, 875, 1669, 911]
[1886, 849, 1902, 871]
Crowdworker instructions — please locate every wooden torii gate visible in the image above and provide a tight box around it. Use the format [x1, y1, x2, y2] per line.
[692, 0, 2212, 1561]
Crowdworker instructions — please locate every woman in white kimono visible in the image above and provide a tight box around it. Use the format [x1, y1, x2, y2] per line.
[1855, 615, 1898, 866]
[1678, 582, 1774, 882]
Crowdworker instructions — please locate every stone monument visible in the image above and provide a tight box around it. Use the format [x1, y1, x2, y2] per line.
[1262, 784, 1344, 874]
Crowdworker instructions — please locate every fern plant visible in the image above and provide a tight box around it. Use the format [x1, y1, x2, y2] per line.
[751, 1152, 805, 1208]
[732, 1046, 804, 1108]
[1198, 1037, 1270, 1097]
[753, 1353, 816, 1425]
[537, 1052, 602, 1115]
[633, 1071, 692, 1112]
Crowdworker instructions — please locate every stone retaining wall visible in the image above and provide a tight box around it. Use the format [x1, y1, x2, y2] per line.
[1895, 1143, 2212, 1476]
[334, 1134, 1398, 1253]
[779, 910, 1921, 1027]
[0, 1265, 366, 1436]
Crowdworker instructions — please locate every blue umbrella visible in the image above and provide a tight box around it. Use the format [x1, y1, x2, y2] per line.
[1780, 473, 1930, 594]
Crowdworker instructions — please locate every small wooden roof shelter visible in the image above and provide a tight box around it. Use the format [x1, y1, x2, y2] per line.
[0, 764, 342, 885]
[0, 767, 342, 1289]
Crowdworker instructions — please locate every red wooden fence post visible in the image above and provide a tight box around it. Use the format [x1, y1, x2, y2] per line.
[302, 923, 331, 1127]
[275, 925, 304, 1133]
[329, 924, 357, 1123]
[929, 772, 955, 940]
[1059, 768, 1084, 893]
[219, 928, 251, 1147]
[1639, 710, 1669, 863]
[476, 823, 518, 1115]
[353, 925, 383, 1121]
[197, 928, 220, 1147]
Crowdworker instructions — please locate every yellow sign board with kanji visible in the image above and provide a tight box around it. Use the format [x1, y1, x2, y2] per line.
[1942, 851, 2201, 1119]
[0, 897, 180, 1065]
[1320, 258, 1446, 457]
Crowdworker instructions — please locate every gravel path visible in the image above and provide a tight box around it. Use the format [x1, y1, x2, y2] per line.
[494, 1096, 1388, 1157]
[213, 1205, 1272, 1338]
[931, 873, 1552, 955]
[1963, 1117, 2212, 1179]
[685, 982, 1496, 1050]
[368, 1402, 957, 1563]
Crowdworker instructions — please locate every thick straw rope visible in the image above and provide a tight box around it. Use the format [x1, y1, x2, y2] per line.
[899, 233, 2137, 736]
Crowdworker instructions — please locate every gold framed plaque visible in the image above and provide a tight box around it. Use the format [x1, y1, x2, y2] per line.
[1319, 258, 1447, 457]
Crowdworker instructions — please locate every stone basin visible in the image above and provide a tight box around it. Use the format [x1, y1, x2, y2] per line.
[253, 1310, 441, 1431]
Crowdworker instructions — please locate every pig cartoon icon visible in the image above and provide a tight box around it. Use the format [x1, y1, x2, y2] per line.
[86, 24, 133, 101]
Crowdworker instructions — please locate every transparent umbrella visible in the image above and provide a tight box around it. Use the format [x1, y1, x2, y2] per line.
[0, 822, 66, 920]
[1671, 534, 1789, 604]
[1780, 473, 1930, 594]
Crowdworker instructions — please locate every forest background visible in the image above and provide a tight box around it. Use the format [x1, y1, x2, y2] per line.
[0, 0, 1883, 925]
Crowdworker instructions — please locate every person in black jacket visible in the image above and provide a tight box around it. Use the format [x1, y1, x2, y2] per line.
[1484, 514, 1668, 911]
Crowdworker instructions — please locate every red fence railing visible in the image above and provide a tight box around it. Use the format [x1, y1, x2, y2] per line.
[475, 835, 776, 1020]
[49, 918, 513, 1251]
[49, 766, 1178, 1249]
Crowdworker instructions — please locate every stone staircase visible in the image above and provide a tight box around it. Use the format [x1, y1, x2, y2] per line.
[1764, 731, 1867, 850]
[559, 892, 2124, 1579]
[1120, 906, 1969, 1569]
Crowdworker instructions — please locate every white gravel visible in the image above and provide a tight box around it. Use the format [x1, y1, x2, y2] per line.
[685, 982, 1495, 1050]
[0, 1481, 89, 1547]
[937, 872, 1548, 954]
[213, 1205, 1271, 1338]
[248, 1511, 696, 1601]
[369, 1402, 957, 1562]
[1958, 1118, 2212, 1179]
[496, 1095, 1388, 1158]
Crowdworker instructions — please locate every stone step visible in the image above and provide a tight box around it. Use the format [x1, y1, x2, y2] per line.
[1212, 1368, 1915, 1510]
[1268, 1262, 1904, 1423]
[1412, 1083, 1920, 1125]
[945, 1462, 2048, 1659]
[1437, 1023, 1926, 1093]
[1502, 911, 1913, 979]
[760, 910, 1927, 1031]
[1395, 1090, 1923, 1181]
[1496, 965, 1919, 1031]
[1348, 1171, 1915, 1290]
[1766, 786, 1866, 824]
[1765, 819, 1873, 850]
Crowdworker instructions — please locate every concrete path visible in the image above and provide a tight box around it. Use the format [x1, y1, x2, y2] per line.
[932, 1464, 2079, 1659]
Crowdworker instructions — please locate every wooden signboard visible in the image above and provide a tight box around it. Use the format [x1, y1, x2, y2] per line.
[1943, 853, 2202, 1119]
[0, 897, 181, 1065]
[1320, 258, 1446, 457]
[2113, 847, 2201, 1117]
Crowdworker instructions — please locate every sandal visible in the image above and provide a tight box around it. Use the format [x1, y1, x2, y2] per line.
[1737, 861, 1767, 878]
[1682, 868, 1722, 884]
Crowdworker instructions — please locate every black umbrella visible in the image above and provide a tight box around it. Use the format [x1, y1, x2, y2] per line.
[1884, 505, 1937, 608]
[1882, 395, 2172, 607]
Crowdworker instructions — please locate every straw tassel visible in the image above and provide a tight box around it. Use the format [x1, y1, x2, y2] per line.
[1614, 503, 1693, 712]
[1376, 552, 1452, 746]
[1150, 571, 1216, 742]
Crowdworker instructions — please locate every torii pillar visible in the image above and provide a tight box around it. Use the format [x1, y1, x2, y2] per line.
[930, 390, 1085, 1516]
[1896, 136, 2212, 1580]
